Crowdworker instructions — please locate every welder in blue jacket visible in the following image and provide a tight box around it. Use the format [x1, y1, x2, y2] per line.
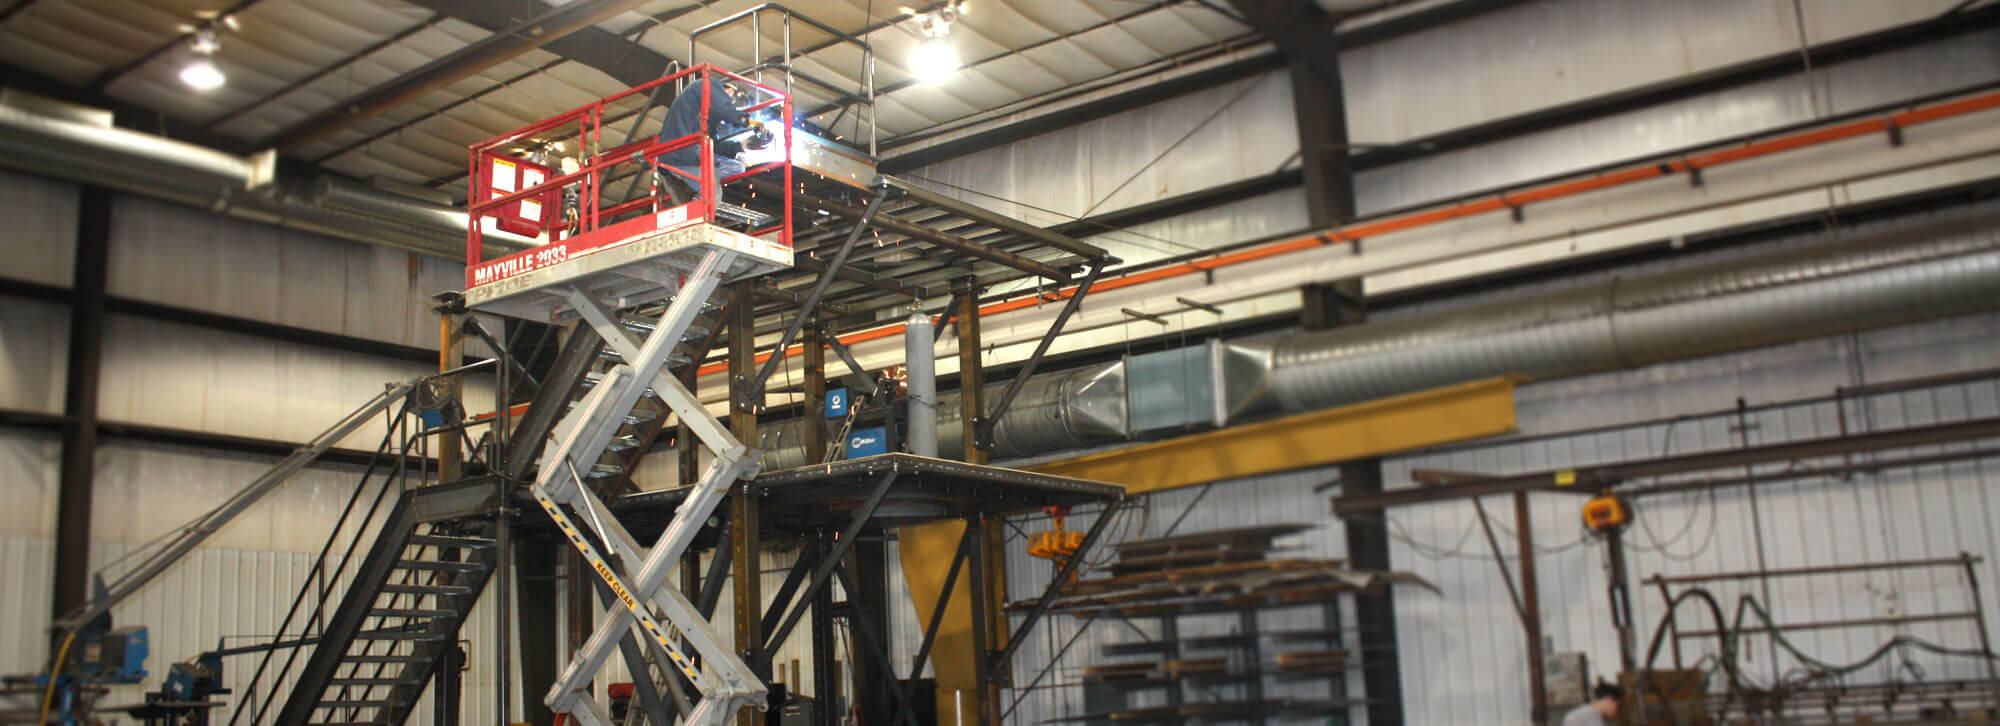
[656, 77, 752, 201]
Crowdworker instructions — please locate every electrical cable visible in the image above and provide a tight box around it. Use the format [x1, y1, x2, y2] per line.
[1639, 585, 2000, 722]
[38, 629, 79, 726]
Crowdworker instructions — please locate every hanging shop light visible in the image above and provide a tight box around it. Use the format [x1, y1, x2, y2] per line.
[905, 2, 965, 83]
[177, 16, 235, 91]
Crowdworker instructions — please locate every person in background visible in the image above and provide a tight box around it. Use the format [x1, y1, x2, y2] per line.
[656, 77, 750, 201]
[1561, 682, 1622, 726]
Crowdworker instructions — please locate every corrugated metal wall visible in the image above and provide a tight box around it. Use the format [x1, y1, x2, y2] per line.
[0, 168, 521, 721]
[104, 192, 467, 351]
[1354, 24, 2000, 214]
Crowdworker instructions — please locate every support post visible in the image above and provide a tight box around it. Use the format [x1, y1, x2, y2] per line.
[1515, 492, 1548, 724]
[50, 185, 110, 657]
[954, 280, 986, 465]
[1262, 6, 1407, 716]
[439, 307, 465, 482]
[848, 540, 895, 726]
[728, 286, 766, 726]
[809, 532, 838, 726]
[803, 323, 828, 464]
[1338, 463, 1404, 726]
[517, 539, 561, 726]
[963, 515, 997, 726]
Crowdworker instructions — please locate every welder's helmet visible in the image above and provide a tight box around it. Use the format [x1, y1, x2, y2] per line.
[720, 81, 748, 108]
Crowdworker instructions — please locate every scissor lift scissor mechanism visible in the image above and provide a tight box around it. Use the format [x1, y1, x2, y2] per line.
[463, 62, 798, 726]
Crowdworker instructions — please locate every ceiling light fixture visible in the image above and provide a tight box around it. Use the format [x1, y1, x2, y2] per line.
[179, 58, 226, 90]
[904, 2, 966, 83]
[178, 20, 231, 91]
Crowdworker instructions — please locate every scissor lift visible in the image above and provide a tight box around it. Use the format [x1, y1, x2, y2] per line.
[463, 64, 793, 726]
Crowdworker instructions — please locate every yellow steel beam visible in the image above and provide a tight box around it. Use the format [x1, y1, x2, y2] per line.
[1029, 377, 1519, 493]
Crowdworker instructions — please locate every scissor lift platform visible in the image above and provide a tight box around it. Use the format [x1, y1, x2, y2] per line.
[464, 208, 792, 322]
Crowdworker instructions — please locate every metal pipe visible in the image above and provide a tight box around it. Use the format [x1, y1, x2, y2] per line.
[1271, 209, 2000, 411]
[905, 310, 938, 457]
[0, 96, 534, 259]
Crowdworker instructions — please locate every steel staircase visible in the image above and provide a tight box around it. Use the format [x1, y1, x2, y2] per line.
[275, 480, 503, 725]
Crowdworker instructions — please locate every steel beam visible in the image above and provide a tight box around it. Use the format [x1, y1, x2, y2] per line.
[400, 0, 692, 87]
[1, 278, 437, 365]
[259, 0, 656, 150]
[788, 186, 1070, 281]
[880, 177, 1110, 262]
[50, 185, 109, 652]
[1335, 416, 2000, 513]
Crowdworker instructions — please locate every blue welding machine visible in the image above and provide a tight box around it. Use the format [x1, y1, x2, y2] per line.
[844, 427, 888, 458]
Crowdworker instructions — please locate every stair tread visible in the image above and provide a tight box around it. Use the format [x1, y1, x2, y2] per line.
[380, 583, 471, 595]
[317, 699, 397, 708]
[368, 608, 458, 618]
[329, 677, 420, 685]
[342, 655, 428, 663]
[408, 534, 494, 549]
[355, 630, 447, 640]
[394, 559, 484, 571]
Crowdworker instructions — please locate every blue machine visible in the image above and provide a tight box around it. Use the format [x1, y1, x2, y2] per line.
[824, 387, 849, 418]
[81, 625, 149, 684]
[844, 427, 888, 458]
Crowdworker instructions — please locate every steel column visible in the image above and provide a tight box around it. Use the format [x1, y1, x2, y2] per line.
[517, 539, 561, 726]
[955, 279, 986, 465]
[1337, 463, 1404, 726]
[808, 531, 838, 726]
[847, 540, 896, 726]
[964, 514, 997, 726]
[50, 185, 109, 656]
[803, 324, 828, 463]
[1514, 492, 1548, 724]
[440, 309, 465, 483]
[728, 286, 765, 726]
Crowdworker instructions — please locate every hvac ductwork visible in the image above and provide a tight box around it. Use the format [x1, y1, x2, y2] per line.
[760, 207, 2000, 470]
[0, 93, 534, 259]
[1268, 210, 2000, 411]
[937, 361, 1128, 459]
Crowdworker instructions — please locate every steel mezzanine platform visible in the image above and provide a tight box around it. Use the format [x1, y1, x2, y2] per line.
[603, 453, 1124, 536]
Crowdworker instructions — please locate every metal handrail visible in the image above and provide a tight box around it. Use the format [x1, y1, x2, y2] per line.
[687, 3, 877, 156]
[226, 400, 417, 726]
[464, 64, 796, 279]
